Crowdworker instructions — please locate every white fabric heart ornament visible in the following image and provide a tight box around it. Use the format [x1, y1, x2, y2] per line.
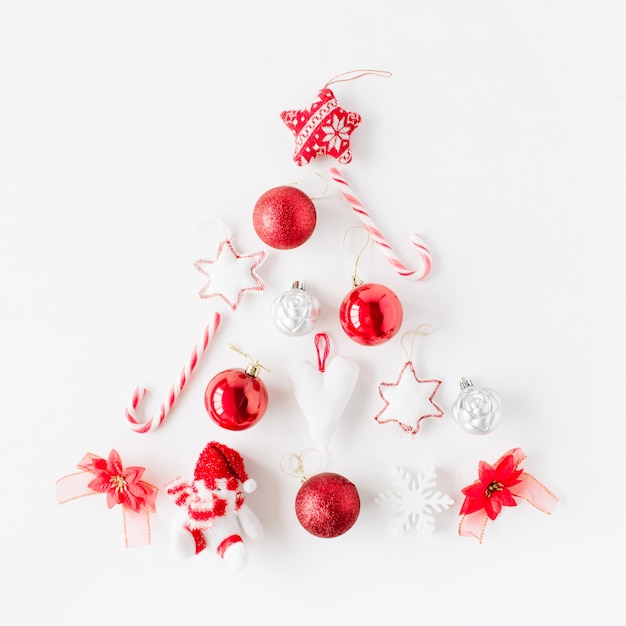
[288, 333, 359, 451]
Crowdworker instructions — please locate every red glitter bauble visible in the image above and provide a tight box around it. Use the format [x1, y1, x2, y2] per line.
[295, 472, 360, 538]
[339, 283, 403, 346]
[204, 368, 268, 431]
[252, 186, 317, 250]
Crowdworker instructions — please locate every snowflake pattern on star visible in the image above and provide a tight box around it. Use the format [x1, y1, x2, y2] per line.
[375, 466, 454, 535]
[374, 361, 444, 435]
[194, 239, 266, 311]
[280, 88, 361, 166]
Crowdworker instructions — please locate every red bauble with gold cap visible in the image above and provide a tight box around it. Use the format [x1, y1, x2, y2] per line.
[204, 353, 269, 431]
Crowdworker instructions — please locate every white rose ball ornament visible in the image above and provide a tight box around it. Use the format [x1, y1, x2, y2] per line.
[451, 377, 502, 435]
[271, 281, 320, 336]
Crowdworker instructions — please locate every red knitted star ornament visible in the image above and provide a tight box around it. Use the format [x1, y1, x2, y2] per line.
[280, 88, 361, 166]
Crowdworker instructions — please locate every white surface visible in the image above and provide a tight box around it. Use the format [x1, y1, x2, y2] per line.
[1, 2, 623, 624]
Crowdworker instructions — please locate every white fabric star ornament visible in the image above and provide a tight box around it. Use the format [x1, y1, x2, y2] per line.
[375, 466, 454, 535]
[194, 239, 266, 311]
[374, 361, 443, 435]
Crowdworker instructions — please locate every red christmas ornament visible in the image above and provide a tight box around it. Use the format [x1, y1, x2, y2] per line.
[339, 282, 403, 346]
[252, 186, 317, 250]
[279, 70, 392, 166]
[280, 88, 361, 166]
[204, 347, 269, 431]
[295, 472, 360, 538]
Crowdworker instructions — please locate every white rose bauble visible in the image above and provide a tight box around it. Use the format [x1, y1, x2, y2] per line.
[451, 378, 502, 435]
[271, 281, 320, 336]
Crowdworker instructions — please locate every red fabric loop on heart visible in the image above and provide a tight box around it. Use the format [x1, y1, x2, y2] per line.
[314, 333, 330, 372]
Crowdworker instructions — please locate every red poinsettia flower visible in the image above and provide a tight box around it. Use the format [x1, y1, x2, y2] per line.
[460, 452, 524, 520]
[86, 449, 155, 512]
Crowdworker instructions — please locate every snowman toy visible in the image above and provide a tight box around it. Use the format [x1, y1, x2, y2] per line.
[166, 441, 263, 571]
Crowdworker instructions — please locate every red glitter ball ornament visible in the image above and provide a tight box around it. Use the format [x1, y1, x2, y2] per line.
[204, 363, 268, 431]
[295, 472, 360, 538]
[252, 186, 317, 250]
[339, 282, 403, 346]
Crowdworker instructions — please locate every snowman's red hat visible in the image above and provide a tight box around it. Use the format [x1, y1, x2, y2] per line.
[194, 441, 256, 493]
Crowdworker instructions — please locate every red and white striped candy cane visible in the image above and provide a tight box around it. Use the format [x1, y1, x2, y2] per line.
[329, 167, 432, 280]
[125, 312, 221, 433]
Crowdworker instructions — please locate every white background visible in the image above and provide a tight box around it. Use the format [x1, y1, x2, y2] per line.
[1, 2, 624, 624]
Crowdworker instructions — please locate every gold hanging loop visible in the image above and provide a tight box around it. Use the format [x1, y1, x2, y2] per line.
[342, 226, 371, 287]
[290, 171, 329, 200]
[228, 344, 270, 377]
[400, 324, 434, 362]
[280, 449, 323, 484]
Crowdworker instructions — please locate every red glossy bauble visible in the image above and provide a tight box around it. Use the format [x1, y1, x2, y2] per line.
[252, 185, 317, 250]
[204, 368, 268, 431]
[339, 282, 403, 346]
[295, 472, 361, 538]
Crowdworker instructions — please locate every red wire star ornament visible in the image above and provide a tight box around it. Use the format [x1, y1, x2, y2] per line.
[374, 361, 444, 435]
[194, 239, 267, 311]
[280, 88, 362, 166]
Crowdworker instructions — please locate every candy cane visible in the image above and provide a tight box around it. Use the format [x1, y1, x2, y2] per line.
[329, 167, 432, 280]
[125, 312, 221, 433]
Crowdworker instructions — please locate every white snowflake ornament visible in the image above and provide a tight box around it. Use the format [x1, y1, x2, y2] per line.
[375, 466, 454, 535]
